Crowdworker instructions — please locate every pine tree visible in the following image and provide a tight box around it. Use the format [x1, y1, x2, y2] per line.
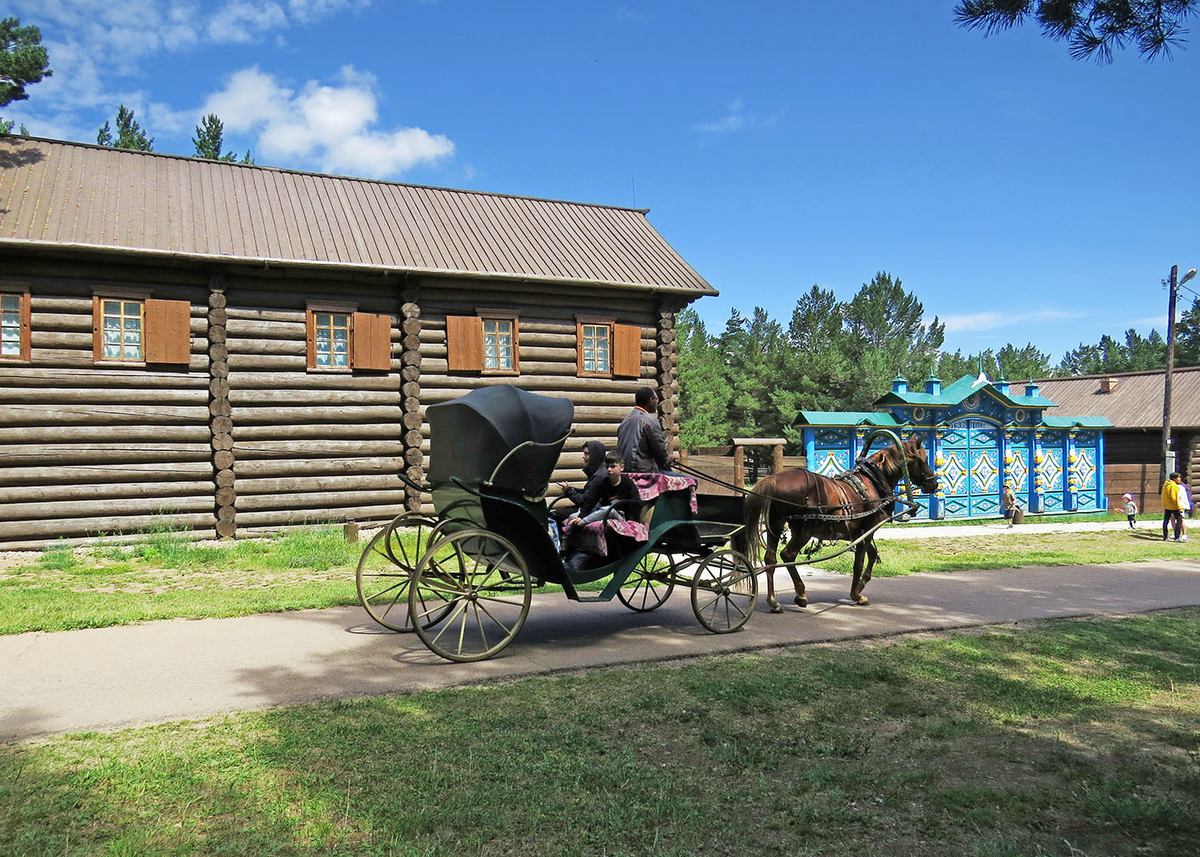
[97, 105, 153, 151]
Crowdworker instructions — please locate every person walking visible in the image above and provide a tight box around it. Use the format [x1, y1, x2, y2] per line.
[1178, 478, 1192, 542]
[1162, 472, 1184, 542]
[1120, 493, 1138, 529]
[1002, 483, 1017, 528]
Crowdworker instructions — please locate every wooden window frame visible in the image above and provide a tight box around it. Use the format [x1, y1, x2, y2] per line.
[93, 289, 150, 365]
[0, 285, 31, 363]
[305, 301, 391, 373]
[480, 309, 519, 375]
[576, 315, 613, 378]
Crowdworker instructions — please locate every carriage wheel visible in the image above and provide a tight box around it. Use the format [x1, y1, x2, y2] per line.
[690, 549, 758, 634]
[616, 550, 676, 612]
[355, 513, 452, 632]
[410, 529, 532, 662]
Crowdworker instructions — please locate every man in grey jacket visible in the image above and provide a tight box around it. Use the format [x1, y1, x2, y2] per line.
[617, 387, 673, 473]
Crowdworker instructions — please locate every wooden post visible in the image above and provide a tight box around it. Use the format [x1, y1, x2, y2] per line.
[209, 274, 237, 539]
[733, 444, 744, 489]
[772, 442, 784, 475]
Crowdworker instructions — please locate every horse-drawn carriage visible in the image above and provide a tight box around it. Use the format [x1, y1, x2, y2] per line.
[356, 387, 937, 661]
[355, 386, 757, 662]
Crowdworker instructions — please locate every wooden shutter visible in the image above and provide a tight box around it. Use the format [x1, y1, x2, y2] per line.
[305, 309, 317, 369]
[446, 315, 483, 372]
[612, 323, 643, 378]
[351, 312, 392, 371]
[92, 295, 104, 362]
[145, 299, 192, 364]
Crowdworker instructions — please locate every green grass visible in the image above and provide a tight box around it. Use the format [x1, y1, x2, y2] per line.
[2, 524, 1197, 635]
[3, 609, 1199, 856]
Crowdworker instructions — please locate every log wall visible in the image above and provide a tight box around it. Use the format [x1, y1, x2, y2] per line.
[0, 254, 693, 546]
[224, 272, 406, 534]
[0, 262, 214, 548]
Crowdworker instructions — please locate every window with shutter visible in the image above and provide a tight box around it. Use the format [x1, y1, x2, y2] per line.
[93, 295, 146, 363]
[351, 312, 392, 371]
[447, 311, 519, 374]
[0, 288, 30, 362]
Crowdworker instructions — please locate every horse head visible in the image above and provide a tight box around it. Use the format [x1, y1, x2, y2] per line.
[903, 435, 938, 494]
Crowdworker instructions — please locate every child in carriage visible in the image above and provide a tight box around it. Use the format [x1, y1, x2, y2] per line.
[562, 453, 642, 569]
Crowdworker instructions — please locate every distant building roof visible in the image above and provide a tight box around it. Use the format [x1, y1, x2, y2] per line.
[795, 411, 902, 428]
[873, 374, 1058, 409]
[1035, 367, 1200, 429]
[0, 136, 716, 296]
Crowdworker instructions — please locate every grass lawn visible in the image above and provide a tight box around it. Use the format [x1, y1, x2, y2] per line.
[2, 525, 1196, 635]
[3, 609, 1199, 856]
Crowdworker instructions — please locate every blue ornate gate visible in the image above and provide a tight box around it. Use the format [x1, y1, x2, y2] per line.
[942, 419, 1001, 517]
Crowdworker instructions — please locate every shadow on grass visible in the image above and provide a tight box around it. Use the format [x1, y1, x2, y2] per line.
[3, 610, 1200, 856]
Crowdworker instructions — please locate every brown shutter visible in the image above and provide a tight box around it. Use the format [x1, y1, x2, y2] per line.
[18, 292, 30, 361]
[145, 299, 192, 364]
[92, 295, 103, 362]
[576, 321, 585, 375]
[446, 315, 483, 372]
[613, 323, 643, 378]
[351, 312, 392, 371]
[305, 309, 317, 369]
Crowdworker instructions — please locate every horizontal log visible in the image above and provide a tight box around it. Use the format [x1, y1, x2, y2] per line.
[228, 371, 401, 391]
[216, 470, 235, 488]
[0, 443, 213, 466]
[234, 456, 405, 478]
[235, 473, 408, 495]
[0, 367, 208, 389]
[0, 425, 210, 444]
[0, 461, 213, 486]
[419, 382, 641, 402]
[28, 348, 210, 372]
[215, 519, 236, 538]
[0, 479, 214, 505]
[231, 405, 402, 425]
[420, 358, 653, 379]
[217, 505, 236, 522]
[225, 306, 305, 324]
[209, 291, 227, 309]
[228, 354, 307, 371]
[208, 325, 227, 345]
[0, 528, 219, 551]
[213, 416, 233, 435]
[32, 331, 209, 353]
[232, 439, 405, 458]
[0, 386, 207, 406]
[208, 307, 227, 326]
[214, 450, 235, 470]
[215, 487, 236, 506]
[234, 504, 404, 528]
[0, 493, 216, 522]
[233, 424, 402, 441]
[228, 388, 399, 406]
[0, 404, 210, 428]
[236, 488, 409, 512]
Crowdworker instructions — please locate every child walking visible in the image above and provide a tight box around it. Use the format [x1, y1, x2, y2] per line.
[1121, 493, 1138, 529]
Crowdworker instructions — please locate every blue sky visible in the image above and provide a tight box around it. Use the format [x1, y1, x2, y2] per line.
[6, 1, 1200, 364]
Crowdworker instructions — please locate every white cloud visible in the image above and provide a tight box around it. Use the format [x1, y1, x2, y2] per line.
[202, 65, 454, 177]
[207, 1, 288, 44]
[942, 308, 1085, 334]
[696, 96, 785, 134]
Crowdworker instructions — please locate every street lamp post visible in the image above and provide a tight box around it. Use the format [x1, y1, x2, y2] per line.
[1163, 264, 1198, 486]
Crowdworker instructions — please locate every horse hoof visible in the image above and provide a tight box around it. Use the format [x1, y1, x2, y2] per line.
[795, 595, 808, 608]
[768, 597, 782, 614]
[854, 596, 870, 606]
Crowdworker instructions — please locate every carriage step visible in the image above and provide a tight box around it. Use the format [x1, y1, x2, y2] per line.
[574, 596, 611, 603]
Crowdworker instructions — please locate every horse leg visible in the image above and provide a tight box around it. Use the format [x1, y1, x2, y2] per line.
[763, 521, 783, 614]
[778, 528, 808, 608]
[850, 543, 870, 606]
[862, 537, 879, 584]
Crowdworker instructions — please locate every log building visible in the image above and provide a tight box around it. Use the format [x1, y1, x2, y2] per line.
[0, 136, 715, 547]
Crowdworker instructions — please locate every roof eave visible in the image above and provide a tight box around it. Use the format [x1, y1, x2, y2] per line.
[0, 238, 719, 298]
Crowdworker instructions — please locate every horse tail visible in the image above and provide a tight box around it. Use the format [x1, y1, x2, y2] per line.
[736, 477, 776, 565]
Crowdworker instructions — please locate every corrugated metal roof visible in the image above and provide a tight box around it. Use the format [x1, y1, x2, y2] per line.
[1035, 368, 1200, 429]
[0, 136, 716, 295]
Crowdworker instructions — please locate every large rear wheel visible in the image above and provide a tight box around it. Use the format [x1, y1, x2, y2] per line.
[410, 529, 532, 662]
[356, 513, 451, 632]
[616, 550, 676, 612]
[690, 549, 757, 633]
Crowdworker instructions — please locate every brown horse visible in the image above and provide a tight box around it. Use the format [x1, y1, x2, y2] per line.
[734, 435, 937, 611]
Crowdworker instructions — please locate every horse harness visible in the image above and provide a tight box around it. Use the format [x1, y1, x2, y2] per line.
[784, 457, 896, 525]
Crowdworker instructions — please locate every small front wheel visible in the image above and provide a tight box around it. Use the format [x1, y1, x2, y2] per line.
[690, 549, 757, 633]
[356, 514, 451, 632]
[617, 550, 676, 612]
[410, 529, 532, 662]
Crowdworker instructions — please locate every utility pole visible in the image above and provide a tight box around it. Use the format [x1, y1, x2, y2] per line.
[1163, 265, 1199, 486]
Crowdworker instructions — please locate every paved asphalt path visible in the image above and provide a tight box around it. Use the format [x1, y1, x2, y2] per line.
[4, 543, 1200, 743]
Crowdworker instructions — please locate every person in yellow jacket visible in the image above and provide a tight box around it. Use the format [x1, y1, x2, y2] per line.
[1162, 472, 1185, 542]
